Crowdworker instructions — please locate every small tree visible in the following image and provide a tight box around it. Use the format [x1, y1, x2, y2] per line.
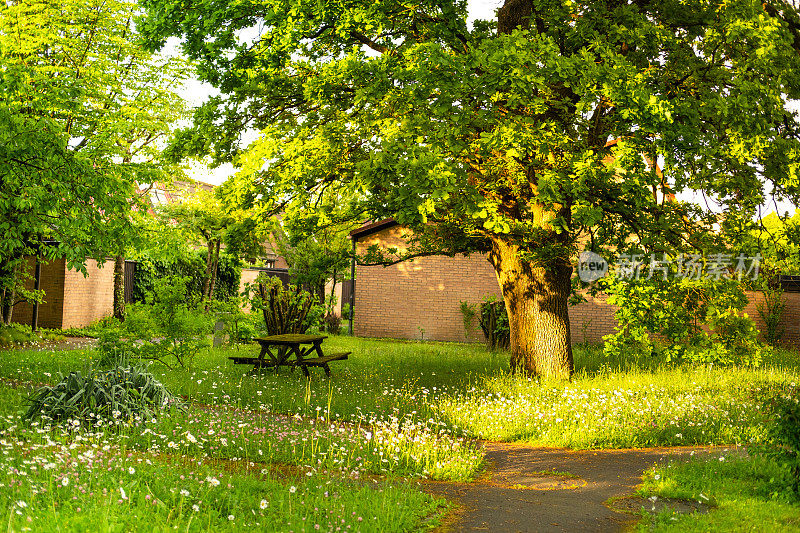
[757, 266, 787, 347]
[159, 190, 236, 301]
[102, 276, 212, 369]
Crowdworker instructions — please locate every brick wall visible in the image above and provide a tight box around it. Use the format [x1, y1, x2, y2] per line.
[12, 257, 66, 329]
[743, 291, 800, 349]
[12, 257, 115, 329]
[239, 268, 262, 298]
[61, 259, 114, 329]
[353, 226, 800, 349]
[354, 225, 502, 342]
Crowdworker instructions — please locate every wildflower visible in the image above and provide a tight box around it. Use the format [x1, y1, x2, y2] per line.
[128, 467, 136, 475]
[289, 486, 297, 493]
[192, 504, 200, 512]
[16, 501, 26, 508]
[207, 477, 220, 487]
[180, 489, 190, 497]
[228, 515, 235, 521]
[186, 432, 197, 444]
[120, 487, 127, 500]
[260, 500, 268, 509]
[61, 477, 69, 486]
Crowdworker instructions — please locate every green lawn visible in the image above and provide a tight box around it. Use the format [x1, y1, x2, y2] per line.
[0, 336, 798, 531]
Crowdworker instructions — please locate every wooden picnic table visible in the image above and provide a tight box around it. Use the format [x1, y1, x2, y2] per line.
[228, 333, 349, 377]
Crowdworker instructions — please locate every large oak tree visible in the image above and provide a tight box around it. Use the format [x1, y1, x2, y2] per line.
[141, 0, 800, 379]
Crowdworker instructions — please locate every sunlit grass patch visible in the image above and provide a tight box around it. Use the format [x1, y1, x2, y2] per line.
[636, 454, 800, 532]
[114, 403, 483, 482]
[2, 334, 800, 532]
[437, 366, 793, 448]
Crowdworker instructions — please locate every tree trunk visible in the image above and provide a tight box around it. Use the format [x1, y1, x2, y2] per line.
[113, 254, 125, 321]
[329, 268, 338, 314]
[489, 237, 574, 380]
[1, 261, 20, 326]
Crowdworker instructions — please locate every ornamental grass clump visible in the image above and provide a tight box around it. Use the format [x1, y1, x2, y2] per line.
[248, 274, 315, 335]
[24, 366, 182, 426]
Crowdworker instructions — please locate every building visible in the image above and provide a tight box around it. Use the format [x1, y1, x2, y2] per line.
[350, 220, 800, 347]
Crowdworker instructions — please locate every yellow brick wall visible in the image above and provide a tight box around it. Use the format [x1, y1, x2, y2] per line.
[61, 259, 115, 329]
[12, 257, 66, 329]
[353, 226, 800, 348]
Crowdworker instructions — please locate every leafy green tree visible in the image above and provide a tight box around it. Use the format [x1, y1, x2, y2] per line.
[0, 0, 188, 322]
[271, 215, 354, 314]
[159, 191, 233, 300]
[141, 0, 800, 379]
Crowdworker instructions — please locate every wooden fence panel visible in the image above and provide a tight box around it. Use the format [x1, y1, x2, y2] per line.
[124, 261, 136, 303]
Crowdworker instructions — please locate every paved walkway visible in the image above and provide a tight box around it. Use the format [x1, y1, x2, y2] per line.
[422, 441, 728, 533]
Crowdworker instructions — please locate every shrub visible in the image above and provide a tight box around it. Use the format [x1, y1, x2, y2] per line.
[99, 276, 212, 369]
[602, 275, 767, 366]
[323, 313, 342, 335]
[459, 301, 477, 339]
[209, 298, 265, 344]
[24, 366, 181, 426]
[246, 275, 316, 335]
[755, 386, 800, 496]
[131, 250, 241, 303]
[479, 296, 510, 350]
[0, 323, 63, 347]
[757, 270, 786, 346]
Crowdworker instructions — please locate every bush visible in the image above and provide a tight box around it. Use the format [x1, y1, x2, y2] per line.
[209, 298, 265, 344]
[755, 386, 800, 496]
[323, 313, 342, 335]
[246, 275, 316, 335]
[0, 323, 63, 347]
[131, 250, 241, 303]
[479, 296, 510, 350]
[602, 275, 768, 366]
[98, 276, 212, 369]
[459, 301, 477, 339]
[757, 273, 786, 346]
[61, 315, 122, 338]
[24, 366, 181, 426]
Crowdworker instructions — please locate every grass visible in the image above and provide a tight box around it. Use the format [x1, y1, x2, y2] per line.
[636, 454, 800, 532]
[0, 324, 63, 348]
[1, 335, 799, 531]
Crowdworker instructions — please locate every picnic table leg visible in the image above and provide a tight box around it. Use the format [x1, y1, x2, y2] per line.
[312, 341, 331, 376]
[248, 343, 270, 375]
[289, 345, 310, 377]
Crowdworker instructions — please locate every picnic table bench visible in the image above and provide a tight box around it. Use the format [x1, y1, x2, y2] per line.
[229, 333, 349, 377]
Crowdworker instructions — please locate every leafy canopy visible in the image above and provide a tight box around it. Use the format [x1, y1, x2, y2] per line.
[0, 0, 189, 269]
[140, 0, 800, 264]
